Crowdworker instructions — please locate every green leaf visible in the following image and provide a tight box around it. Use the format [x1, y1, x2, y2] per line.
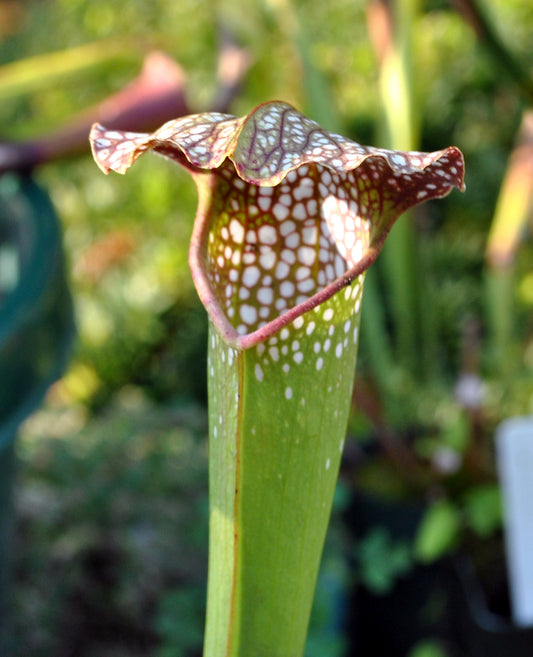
[358, 527, 414, 595]
[414, 500, 461, 563]
[463, 484, 503, 538]
[408, 639, 449, 657]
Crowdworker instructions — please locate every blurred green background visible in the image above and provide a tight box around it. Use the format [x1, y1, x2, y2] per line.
[1, 0, 533, 655]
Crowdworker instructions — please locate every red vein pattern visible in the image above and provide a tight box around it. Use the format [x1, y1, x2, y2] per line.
[90, 101, 465, 349]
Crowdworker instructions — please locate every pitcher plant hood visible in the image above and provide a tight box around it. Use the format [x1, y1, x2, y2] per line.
[90, 100, 465, 349]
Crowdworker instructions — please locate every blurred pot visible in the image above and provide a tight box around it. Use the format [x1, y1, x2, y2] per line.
[0, 173, 74, 652]
[452, 556, 533, 657]
[344, 492, 455, 657]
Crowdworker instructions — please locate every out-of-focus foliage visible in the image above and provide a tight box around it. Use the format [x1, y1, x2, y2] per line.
[14, 393, 209, 656]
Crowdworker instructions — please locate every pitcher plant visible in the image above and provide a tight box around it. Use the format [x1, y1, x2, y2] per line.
[90, 100, 464, 657]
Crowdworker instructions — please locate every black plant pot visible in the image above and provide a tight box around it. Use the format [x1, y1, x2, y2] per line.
[452, 556, 533, 657]
[0, 173, 74, 652]
[344, 492, 456, 657]
[344, 489, 533, 657]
